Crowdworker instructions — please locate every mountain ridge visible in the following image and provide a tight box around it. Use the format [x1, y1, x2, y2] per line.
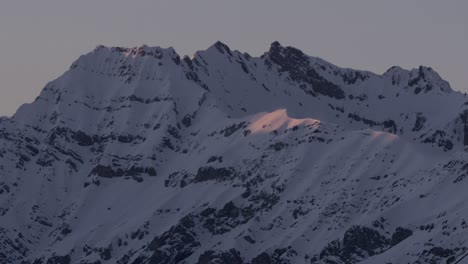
[0, 41, 467, 264]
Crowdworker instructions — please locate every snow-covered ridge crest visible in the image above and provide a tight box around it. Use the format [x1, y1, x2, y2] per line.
[71, 40, 453, 95]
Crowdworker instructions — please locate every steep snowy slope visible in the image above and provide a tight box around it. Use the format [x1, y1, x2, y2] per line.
[1, 41, 468, 264]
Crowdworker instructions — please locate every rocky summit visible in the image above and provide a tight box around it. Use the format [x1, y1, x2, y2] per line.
[1, 41, 467, 263]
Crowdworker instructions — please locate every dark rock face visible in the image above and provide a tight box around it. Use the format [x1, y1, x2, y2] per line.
[408, 66, 436, 94]
[422, 130, 454, 151]
[412, 113, 426, 132]
[164, 170, 191, 187]
[0, 227, 29, 263]
[207, 156, 223, 163]
[382, 120, 397, 134]
[45, 255, 71, 264]
[347, 113, 398, 134]
[348, 113, 379, 127]
[91, 165, 157, 178]
[416, 246, 460, 264]
[47, 127, 95, 147]
[194, 166, 236, 182]
[391, 227, 413, 246]
[146, 215, 200, 264]
[319, 225, 412, 263]
[117, 134, 135, 143]
[196, 249, 244, 264]
[182, 115, 192, 127]
[220, 122, 248, 137]
[73, 131, 94, 146]
[251, 248, 297, 264]
[237, 58, 250, 74]
[267, 42, 345, 100]
[459, 110, 468, 146]
[341, 226, 389, 258]
[198, 201, 253, 235]
[185, 71, 210, 91]
[342, 71, 369, 85]
[251, 252, 272, 264]
[213, 41, 233, 57]
[428, 247, 454, 258]
[269, 142, 288, 151]
[99, 245, 112, 261]
[441, 159, 468, 184]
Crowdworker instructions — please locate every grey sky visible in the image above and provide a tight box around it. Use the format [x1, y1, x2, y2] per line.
[1, 1, 467, 117]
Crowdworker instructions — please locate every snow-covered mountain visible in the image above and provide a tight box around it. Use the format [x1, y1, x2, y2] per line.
[1, 41, 467, 264]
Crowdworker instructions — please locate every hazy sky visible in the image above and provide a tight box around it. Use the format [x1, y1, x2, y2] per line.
[1, 1, 467, 117]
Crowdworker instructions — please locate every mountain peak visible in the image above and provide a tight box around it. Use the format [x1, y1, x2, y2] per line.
[383, 65, 452, 94]
[206, 41, 233, 56]
[266, 41, 304, 58]
[409, 65, 452, 93]
[270, 40, 282, 50]
[69, 44, 182, 75]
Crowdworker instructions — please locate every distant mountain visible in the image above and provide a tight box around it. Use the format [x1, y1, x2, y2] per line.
[1, 41, 467, 264]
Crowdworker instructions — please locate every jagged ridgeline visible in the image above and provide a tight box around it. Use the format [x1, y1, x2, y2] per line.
[1, 41, 468, 263]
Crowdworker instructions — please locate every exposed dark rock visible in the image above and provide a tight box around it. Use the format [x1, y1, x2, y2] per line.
[268, 142, 288, 151]
[342, 226, 389, 256]
[160, 137, 175, 150]
[92, 165, 115, 177]
[382, 120, 397, 134]
[390, 227, 413, 246]
[168, 126, 181, 139]
[423, 130, 454, 151]
[243, 235, 256, 244]
[196, 248, 244, 264]
[117, 134, 135, 143]
[218, 201, 240, 218]
[26, 145, 40, 156]
[197, 201, 256, 235]
[45, 254, 71, 264]
[73, 131, 94, 146]
[459, 110, 468, 146]
[206, 155, 223, 163]
[47, 127, 95, 147]
[220, 122, 248, 137]
[251, 252, 272, 264]
[194, 166, 235, 182]
[182, 115, 192, 127]
[237, 59, 250, 74]
[348, 113, 378, 127]
[267, 41, 345, 100]
[349, 94, 368, 101]
[428, 247, 454, 258]
[251, 248, 297, 264]
[146, 215, 200, 264]
[262, 83, 271, 92]
[213, 41, 233, 57]
[342, 71, 369, 85]
[248, 191, 280, 211]
[165, 170, 191, 187]
[185, 71, 210, 91]
[99, 245, 112, 261]
[60, 225, 72, 236]
[172, 54, 181, 65]
[412, 113, 426, 132]
[319, 225, 395, 263]
[91, 165, 156, 178]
